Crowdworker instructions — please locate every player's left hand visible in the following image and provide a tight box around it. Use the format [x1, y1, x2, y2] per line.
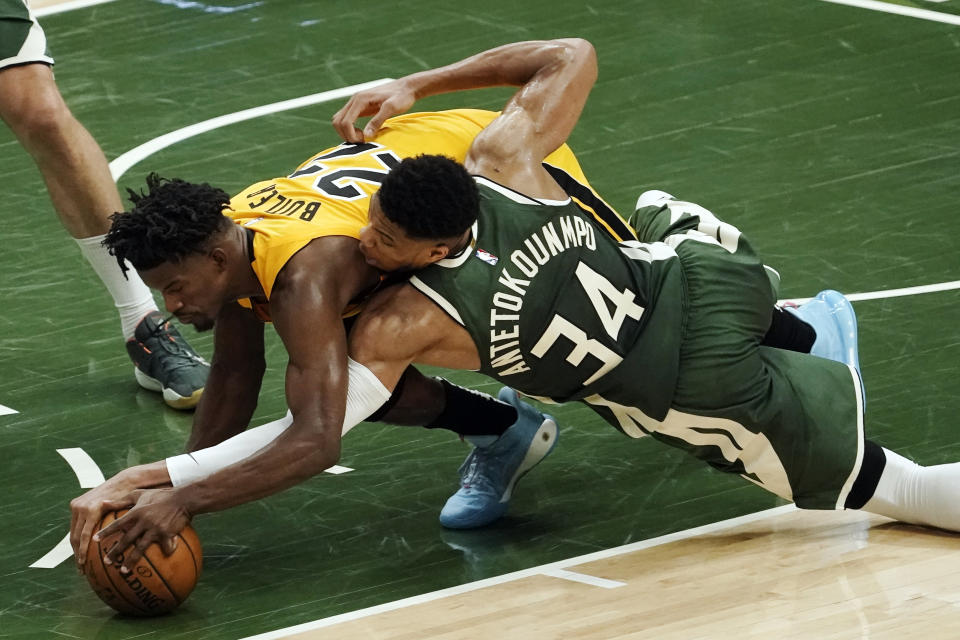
[94, 488, 190, 575]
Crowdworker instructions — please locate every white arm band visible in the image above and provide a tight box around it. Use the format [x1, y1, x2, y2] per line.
[166, 358, 392, 487]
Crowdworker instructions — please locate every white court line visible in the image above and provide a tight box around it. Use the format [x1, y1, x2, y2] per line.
[30, 449, 105, 569]
[541, 568, 627, 589]
[108, 79, 394, 181]
[55, 447, 106, 488]
[34, 0, 264, 17]
[34, 0, 118, 17]
[0, 404, 18, 416]
[846, 280, 960, 302]
[240, 505, 798, 639]
[324, 465, 353, 475]
[820, 0, 960, 25]
[780, 280, 960, 306]
[30, 536, 74, 570]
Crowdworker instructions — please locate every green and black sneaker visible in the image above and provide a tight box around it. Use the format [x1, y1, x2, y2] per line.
[126, 311, 209, 410]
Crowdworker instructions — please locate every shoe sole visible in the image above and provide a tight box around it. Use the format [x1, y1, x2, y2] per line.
[134, 367, 204, 410]
[819, 291, 861, 370]
[789, 291, 866, 408]
[820, 290, 866, 408]
[500, 417, 558, 503]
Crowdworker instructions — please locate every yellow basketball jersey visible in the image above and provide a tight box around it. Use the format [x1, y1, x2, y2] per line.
[227, 108, 629, 318]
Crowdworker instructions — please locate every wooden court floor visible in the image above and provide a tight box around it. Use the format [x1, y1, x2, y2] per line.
[264, 509, 960, 640]
[1, 0, 959, 638]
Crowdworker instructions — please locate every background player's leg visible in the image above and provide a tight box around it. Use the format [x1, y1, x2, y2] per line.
[0, 63, 155, 334]
[0, 62, 208, 408]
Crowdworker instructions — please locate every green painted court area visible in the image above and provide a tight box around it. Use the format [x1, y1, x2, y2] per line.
[1, 0, 957, 637]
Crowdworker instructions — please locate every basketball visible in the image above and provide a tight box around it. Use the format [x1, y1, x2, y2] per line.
[83, 510, 203, 616]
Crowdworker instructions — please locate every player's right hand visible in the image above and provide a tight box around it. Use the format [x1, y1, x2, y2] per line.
[69, 476, 138, 572]
[332, 79, 417, 143]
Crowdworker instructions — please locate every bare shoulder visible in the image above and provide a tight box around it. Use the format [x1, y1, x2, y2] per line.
[351, 282, 481, 371]
[272, 236, 379, 309]
[356, 282, 442, 330]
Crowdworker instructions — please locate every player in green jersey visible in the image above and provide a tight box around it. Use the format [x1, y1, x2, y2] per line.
[331, 39, 959, 534]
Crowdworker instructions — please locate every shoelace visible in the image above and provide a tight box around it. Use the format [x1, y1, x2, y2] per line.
[146, 313, 177, 337]
[142, 315, 204, 368]
[459, 448, 495, 490]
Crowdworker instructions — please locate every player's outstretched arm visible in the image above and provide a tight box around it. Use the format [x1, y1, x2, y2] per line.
[94, 238, 380, 573]
[186, 302, 266, 451]
[332, 39, 596, 145]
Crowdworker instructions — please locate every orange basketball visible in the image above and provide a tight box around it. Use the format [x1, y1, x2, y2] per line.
[83, 510, 203, 616]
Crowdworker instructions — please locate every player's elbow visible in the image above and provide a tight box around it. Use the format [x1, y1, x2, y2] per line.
[557, 38, 597, 83]
[292, 431, 342, 477]
[314, 441, 342, 472]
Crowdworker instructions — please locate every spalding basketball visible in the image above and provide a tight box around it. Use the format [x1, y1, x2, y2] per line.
[84, 510, 202, 616]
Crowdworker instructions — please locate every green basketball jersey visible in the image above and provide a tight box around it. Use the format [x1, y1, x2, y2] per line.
[410, 177, 685, 423]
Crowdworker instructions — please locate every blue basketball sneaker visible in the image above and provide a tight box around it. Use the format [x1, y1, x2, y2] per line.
[439, 388, 558, 529]
[785, 290, 864, 402]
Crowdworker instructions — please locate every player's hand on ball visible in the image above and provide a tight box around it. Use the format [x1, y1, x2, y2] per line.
[95, 488, 191, 575]
[70, 475, 140, 572]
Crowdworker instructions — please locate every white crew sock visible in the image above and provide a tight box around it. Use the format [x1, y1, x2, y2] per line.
[75, 234, 158, 339]
[861, 447, 960, 532]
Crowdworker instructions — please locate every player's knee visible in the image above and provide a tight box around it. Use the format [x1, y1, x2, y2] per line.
[21, 103, 74, 149]
[3, 90, 73, 146]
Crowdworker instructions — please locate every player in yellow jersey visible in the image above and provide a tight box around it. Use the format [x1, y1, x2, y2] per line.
[228, 108, 631, 324]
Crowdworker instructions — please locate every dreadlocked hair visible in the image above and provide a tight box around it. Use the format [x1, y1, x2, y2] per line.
[378, 155, 479, 240]
[104, 173, 232, 276]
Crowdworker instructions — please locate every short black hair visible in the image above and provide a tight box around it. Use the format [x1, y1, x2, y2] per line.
[104, 173, 232, 275]
[377, 155, 479, 239]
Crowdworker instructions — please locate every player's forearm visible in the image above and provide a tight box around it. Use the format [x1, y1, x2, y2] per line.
[186, 359, 265, 451]
[115, 459, 172, 489]
[403, 39, 590, 99]
[167, 358, 391, 488]
[174, 426, 339, 515]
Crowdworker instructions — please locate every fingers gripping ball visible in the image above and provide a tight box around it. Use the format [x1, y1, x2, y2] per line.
[84, 510, 203, 616]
